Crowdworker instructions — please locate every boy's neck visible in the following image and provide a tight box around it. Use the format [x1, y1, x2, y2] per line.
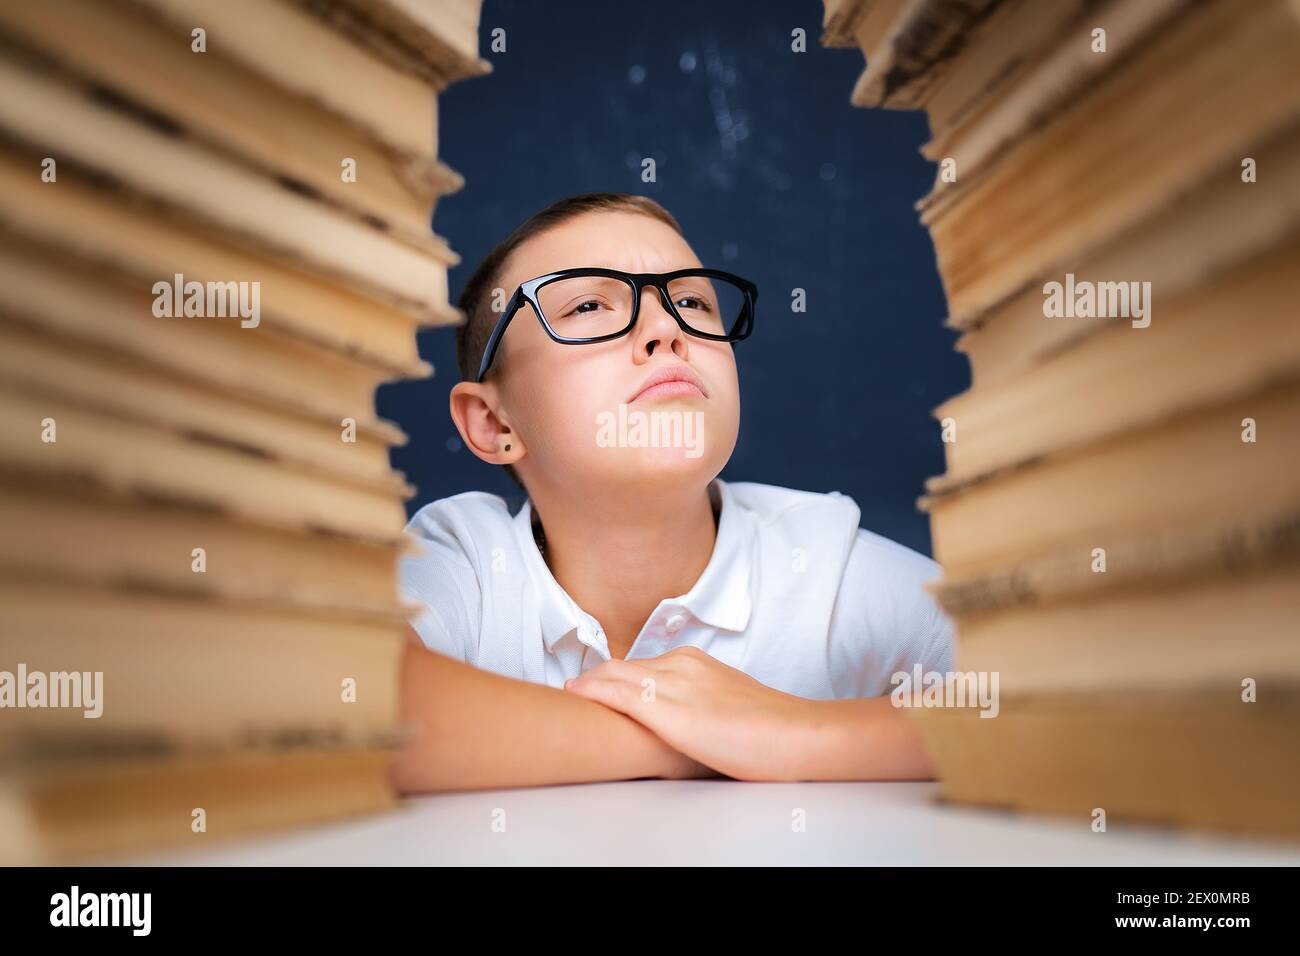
[529, 482, 720, 660]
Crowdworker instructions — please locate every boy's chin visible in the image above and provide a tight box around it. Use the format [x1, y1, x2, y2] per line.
[592, 444, 719, 484]
[580, 412, 735, 487]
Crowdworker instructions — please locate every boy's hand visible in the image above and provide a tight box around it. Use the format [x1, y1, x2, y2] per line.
[563, 646, 818, 782]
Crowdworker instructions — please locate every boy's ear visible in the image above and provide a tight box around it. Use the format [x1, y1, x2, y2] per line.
[449, 381, 524, 466]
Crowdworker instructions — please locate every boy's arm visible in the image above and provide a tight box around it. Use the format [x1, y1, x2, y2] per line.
[389, 634, 716, 793]
[561, 646, 935, 782]
[794, 694, 933, 780]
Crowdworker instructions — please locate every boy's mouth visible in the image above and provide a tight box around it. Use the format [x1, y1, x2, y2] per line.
[628, 364, 708, 403]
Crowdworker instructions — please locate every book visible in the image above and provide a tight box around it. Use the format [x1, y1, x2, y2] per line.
[132, 0, 444, 159]
[932, 233, 1300, 489]
[0, 152, 440, 377]
[918, 0, 1190, 205]
[315, 0, 493, 84]
[923, 381, 1300, 575]
[953, 559, 1300, 694]
[0, 0, 488, 862]
[822, 0, 912, 61]
[924, 0, 1300, 326]
[919, 0, 1098, 139]
[0, 51, 458, 316]
[954, 121, 1300, 385]
[0, 0, 466, 250]
[2, 582, 405, 745]
[848, 0, 1001, 111]
[0, 226, 404, 432]
[0, 317, 407, 491]
[1, 744, 402, 864]
[822, 0, 1300, 836]
[0, 477, 413, 617]
[909, 687, 1300, 837]
[932, 501, 1300, 615]
[0, 387, 412, 543]
[820, 0, 876, 49]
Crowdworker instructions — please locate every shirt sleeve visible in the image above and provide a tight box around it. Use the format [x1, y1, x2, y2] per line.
[826, 527, 955, 698]
[399, 503, 485, 665]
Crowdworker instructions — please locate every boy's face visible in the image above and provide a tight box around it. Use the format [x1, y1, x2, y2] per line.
[453, 210, 742, 497]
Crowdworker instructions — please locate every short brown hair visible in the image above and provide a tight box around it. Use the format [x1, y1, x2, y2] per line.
[455, 193, 684, 491]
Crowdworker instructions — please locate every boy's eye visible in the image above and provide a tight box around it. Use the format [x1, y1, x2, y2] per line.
[675, 295, 713, 312]
[567, 298, 606, 316]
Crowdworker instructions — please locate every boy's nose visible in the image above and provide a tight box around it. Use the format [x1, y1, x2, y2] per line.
[633, 284, 689, 355]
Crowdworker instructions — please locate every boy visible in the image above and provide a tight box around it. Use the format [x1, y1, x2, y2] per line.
[392, 193, 953, 792]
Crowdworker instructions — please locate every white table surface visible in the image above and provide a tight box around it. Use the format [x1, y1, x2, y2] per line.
[117, 780, 1300, 866]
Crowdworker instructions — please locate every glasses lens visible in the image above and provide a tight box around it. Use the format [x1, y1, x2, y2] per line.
[666, 274, 748, 338]
[536, 275, 635, 338]
[536, 273, 751, 340]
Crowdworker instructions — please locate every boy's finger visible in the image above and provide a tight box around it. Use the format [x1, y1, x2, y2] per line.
[564, 675, 641, 715]
[574, 657, 647, 684]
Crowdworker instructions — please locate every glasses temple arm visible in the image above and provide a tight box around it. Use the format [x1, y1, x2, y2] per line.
[475, 289, 524, 382]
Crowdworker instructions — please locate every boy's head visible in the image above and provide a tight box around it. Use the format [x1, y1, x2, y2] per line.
[451, 193, 743, 503]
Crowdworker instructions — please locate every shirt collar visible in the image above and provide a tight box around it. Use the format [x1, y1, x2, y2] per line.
[512, 477, 756, 653]
[674, 478, 755, 633]
[512, 499, 589, 653]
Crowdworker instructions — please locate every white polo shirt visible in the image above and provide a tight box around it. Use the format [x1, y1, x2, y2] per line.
[400, 478, 953, 700]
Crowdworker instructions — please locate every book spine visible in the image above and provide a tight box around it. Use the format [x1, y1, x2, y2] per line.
[933, 507, 1300, 615]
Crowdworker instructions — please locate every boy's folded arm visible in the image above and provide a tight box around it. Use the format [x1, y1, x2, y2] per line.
[791, 604, 951, 781]
[784, 527, 953, 780]
[789, 694, 935, 781]
[389, 634, 712, 794]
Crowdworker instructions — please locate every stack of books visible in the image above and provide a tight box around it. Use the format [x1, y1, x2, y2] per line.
[0, 0, 487, 862]
[822, 0, 1300, 835]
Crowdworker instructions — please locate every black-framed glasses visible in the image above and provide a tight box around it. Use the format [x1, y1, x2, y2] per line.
[474, 267, 758, 382]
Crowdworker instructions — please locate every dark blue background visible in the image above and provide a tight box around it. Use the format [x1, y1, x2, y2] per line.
[379, 0, 969, 556]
